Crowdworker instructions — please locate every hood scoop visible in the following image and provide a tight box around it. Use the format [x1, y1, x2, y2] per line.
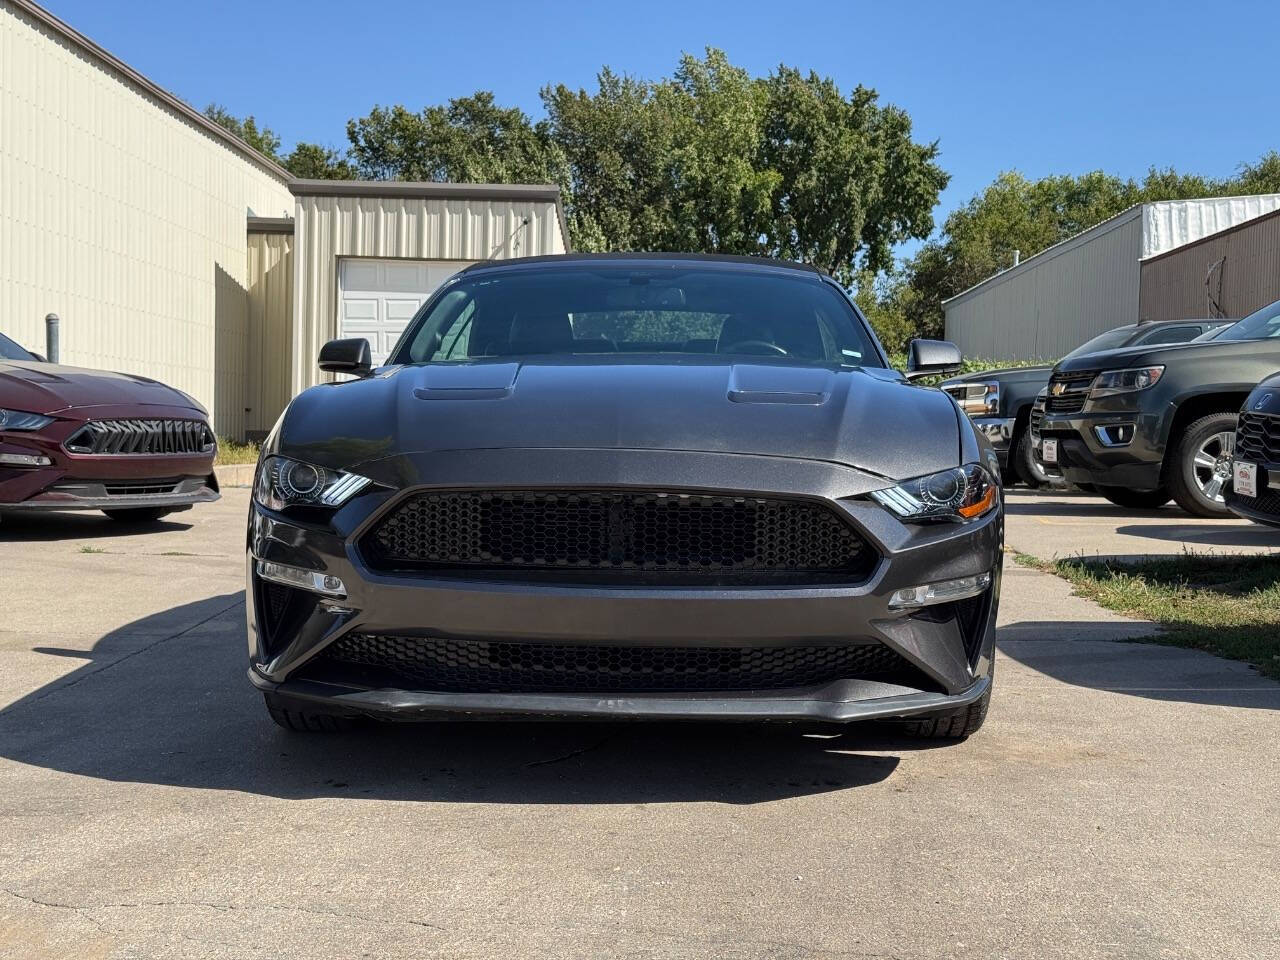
[412, 362, 521, 401]
[726, 364, 833, 405]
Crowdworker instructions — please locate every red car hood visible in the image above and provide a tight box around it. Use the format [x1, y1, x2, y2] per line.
[0, 361, 205, 416]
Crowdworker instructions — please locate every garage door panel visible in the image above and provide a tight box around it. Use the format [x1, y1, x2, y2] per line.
[339, 258, 473, 366]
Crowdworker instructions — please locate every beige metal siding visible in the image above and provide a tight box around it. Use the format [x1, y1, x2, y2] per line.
[1139, 210, 1280, 322]
[245, 229, 295, 437]
[944, 211, 1143, 362]
[0, 1, 293, 438]
[291, 194, 567, 392]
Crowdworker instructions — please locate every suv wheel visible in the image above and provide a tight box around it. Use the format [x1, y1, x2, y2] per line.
[1168, 412, 1238, 518]
[1097, 487, 1171, 509]
[1014, 430, 1048, 487]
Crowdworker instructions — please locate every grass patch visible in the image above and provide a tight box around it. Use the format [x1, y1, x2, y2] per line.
[1031, 552, 1280, 680]
[215, 437, 260, 466]
[78, 545, 107, 554]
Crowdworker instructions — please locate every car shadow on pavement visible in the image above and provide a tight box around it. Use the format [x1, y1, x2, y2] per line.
[0, 593, 927, 804]
[997, 629, 1280, 710]
[1112, 523, 1279, 550]
[0, 510, 193, 541]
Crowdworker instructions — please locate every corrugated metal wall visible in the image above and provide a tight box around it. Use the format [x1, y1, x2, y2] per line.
[1142, 195, 1280, 258]
[944, 209, 1144, 362]
[0, 1, 293, 437]
[245, 226, 295, 438]
[291, 193, 568, 393]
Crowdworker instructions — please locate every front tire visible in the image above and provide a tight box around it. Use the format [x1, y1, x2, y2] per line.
[102, 507, 173, 523]
[1013, 429, 1048, 487]
[1168, 412, 1238, 518]
[1097, 486, 1171, 509]
[263, 692, 360, 732]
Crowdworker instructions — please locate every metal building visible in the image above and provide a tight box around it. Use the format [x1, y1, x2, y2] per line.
[943, 196, 1280, 362]
[1139, 206, 1280, 323]
[1, 0, 569, 440]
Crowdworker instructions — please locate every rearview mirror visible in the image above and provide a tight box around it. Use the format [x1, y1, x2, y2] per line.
[904, 338, 963, 381]
[318, 338, 372, 377]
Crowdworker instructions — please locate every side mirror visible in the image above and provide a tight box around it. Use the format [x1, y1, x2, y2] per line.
[905, 338, 963, 381]
[318, 338, 372, 377]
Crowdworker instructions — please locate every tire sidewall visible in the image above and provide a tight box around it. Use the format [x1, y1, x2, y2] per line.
[1172, 413, 1238, 517]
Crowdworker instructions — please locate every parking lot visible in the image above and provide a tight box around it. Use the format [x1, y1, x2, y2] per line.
[1, 487, 1277, 959]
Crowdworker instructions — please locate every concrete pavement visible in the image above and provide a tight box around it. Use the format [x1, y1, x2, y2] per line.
[1, 490, 1278, 959]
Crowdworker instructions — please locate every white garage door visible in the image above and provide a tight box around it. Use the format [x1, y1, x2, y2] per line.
[338, 258, 474, 365]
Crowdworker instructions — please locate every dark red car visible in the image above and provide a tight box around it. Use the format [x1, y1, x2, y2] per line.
[0, 332, 219, 522]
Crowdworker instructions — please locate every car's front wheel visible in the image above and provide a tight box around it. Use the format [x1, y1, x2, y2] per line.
[102, 507, 174, 523]
[1014, 429, 1049, 487]
[1168, 412, 1238, 518]
[263, 692, 360, 732]
[1097, 486, 1171, 509]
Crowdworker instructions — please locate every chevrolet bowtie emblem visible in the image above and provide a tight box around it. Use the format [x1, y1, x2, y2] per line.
[1051, 382, 1067, 396]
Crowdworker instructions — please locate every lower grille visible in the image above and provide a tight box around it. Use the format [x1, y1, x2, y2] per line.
[361, 489, 876, 584]
[65, 419, 214, 456]
[102, 477, 181, 496]
[306, 635, 927, 693]
[1231, 488, 1280, 518]
[1236, 412, 1279, 464]
[1029, 400, 1045, 442]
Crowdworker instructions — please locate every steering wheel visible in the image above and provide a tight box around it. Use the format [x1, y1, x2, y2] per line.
[723, 340, 788, 356]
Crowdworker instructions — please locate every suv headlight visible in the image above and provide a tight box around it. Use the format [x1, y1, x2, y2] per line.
[0, 408, 54, 432]
[254, 455, 372, 511]
[870, 463, 998, 522]
[954, 381, 1000, 416]
[1089, 366, 1164, 399]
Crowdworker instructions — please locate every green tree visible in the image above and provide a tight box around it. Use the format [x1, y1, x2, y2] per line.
[205, 104, 352, 179]
[204, 103, 282, 158]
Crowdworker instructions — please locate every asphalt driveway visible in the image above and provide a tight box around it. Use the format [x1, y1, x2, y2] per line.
[1, 490, 1278, 959]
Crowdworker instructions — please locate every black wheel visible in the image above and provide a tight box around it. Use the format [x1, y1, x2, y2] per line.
[263, 692, 360, 732]
[1167, 412, 1238, 518]
[1014, 429, 1048, 487]
[1097, 486, 1171, 509]
[102, 507, 172, 523]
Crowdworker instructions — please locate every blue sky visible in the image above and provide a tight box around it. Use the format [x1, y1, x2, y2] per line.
[44, 0, 1280, 257]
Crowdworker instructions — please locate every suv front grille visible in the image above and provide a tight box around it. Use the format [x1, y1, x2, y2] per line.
[306, 635, 928, 694]
[1236, 412, 1280, 464]
[360, 489, 877, 584]
[1029, 397, 1045, 441]
[1045, 372, 1097, 415]
[65, 419, 214, 456]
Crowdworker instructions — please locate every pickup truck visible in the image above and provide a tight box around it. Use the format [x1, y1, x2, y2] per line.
[1034, 299, 1280, 516]
[942, 319, 1229, 485]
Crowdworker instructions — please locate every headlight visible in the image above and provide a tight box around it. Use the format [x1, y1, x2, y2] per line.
[1089, 366, 1164, 399]
[0, 408, 53, 431]
[954, 381, 999, 416]
[870, 463, 998, 522]
[254, 455, 372, 511]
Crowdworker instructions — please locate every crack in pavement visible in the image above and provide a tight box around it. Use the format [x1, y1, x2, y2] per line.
[3, 887, 447, 934]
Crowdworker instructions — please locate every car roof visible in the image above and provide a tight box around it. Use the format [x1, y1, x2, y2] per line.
[458, 252, 826, 278]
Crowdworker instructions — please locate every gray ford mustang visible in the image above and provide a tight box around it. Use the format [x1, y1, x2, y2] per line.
[246, 254, 1003, 740]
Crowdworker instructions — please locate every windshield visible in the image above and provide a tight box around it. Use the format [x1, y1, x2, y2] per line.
[1214, 298, 1280, 342]
[1061, 325, 1137, 361]
[0, 332, 35, 361]
[391, 265, 884, 368]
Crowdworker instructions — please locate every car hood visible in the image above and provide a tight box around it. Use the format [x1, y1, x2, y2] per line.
[0, 360, 205, 415]
[1054, 338, 1277, 374]
[277, 359, 962, 481]
[942, 365, 1052, 386]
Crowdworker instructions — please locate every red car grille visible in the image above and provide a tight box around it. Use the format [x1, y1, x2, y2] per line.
[65, 419, 214, 456]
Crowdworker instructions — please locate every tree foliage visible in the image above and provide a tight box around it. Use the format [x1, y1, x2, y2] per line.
[204, 104, 352, 180]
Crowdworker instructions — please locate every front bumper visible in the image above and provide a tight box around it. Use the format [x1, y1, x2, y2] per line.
[1225, 466, 1280, 528]
[244, 449, 1003, 723]
[971, 417, 1015, 469]
[1037, 403, 1164, 490]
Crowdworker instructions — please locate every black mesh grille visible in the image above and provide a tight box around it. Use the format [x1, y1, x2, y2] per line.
[1231, 488, 1280, 518]
[308, 634, 925, 693]
[65, 419, 214, 456]
[360, 490, 876, 584]
[1045, 371, 1097, 415]
[1236, 412, 1280, 465]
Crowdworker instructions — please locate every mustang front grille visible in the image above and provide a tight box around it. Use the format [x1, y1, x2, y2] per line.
[1236, 412, 1279, 465]
[360, 489, 877, 583]
[306, 635, 928, 694]
[1045, 371, 1097, 415]
[65, 419, 214, 456]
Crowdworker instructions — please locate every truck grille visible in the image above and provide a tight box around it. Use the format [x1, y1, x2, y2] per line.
[1029, 397, 1045, 441]
[1044, 372, 1097, 415]
[65, 419, 214, 456]
[360, 489, 877, 584]
[1235, 412, 1280, 464]
[307, 635, 927, 694]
